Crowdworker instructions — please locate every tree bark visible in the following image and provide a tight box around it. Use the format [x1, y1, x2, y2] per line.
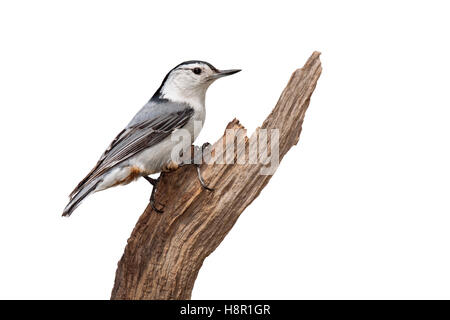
[111, 52, 322, 300]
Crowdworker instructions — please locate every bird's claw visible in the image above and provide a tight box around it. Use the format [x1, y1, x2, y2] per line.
[181, 143, 215, 191]
[195, 164, 214, 192]
[150, 198, 164, 214]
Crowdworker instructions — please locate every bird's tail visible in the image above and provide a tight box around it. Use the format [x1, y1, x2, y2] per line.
[62, 180, 99, 217]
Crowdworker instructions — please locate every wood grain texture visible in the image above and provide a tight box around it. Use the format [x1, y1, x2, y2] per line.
[110, 52, 322, 300]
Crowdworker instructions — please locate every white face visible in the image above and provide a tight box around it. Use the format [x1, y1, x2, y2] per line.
[160, 62, 218, 103]
[158, 61, 240, 106]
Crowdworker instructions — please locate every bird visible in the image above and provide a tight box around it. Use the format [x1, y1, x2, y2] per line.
[62, 61, 241, 217]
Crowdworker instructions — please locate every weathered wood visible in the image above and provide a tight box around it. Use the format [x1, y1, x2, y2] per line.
[111, 52, 322, 300]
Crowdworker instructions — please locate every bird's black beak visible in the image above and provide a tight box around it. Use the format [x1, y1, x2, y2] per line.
[209, 69, 241, 80]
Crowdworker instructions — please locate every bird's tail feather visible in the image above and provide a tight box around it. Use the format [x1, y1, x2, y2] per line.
[62, 180, 100, 217]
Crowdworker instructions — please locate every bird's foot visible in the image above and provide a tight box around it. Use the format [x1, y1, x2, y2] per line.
[195, 163, 214, 191]
[177, 143, 215, 191]
[144, 175, 164, 213]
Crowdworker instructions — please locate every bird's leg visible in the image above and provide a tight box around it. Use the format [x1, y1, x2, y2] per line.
[179, 143, 214, 191]
[144, 175, 158, 186]
[144, 175, 164, 213]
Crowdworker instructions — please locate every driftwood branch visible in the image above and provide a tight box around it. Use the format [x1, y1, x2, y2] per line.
[111, 52, 322, 300]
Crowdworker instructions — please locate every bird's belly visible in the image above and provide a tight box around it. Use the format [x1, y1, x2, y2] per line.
[96, 117, 202, 192]
[131, 118, 201, 174]
[130, 136, 182, 174]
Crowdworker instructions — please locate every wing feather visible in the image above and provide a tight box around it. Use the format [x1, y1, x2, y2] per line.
[70, 107, 194, 199]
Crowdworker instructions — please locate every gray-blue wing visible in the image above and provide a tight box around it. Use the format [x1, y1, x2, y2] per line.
[70, 107, 194, 199]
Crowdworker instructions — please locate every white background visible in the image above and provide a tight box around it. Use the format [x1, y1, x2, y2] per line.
[0, 1, 449, 299]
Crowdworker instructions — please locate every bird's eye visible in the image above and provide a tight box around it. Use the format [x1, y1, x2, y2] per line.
[193, 67, 202, 75]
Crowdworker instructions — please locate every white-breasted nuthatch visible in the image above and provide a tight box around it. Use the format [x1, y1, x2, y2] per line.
[63, 61, 240, 216]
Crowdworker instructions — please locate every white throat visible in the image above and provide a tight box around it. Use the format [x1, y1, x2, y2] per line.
[161, 80, 209, 110]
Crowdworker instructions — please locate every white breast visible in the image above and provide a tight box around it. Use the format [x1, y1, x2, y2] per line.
[132, 103, 205, 173]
